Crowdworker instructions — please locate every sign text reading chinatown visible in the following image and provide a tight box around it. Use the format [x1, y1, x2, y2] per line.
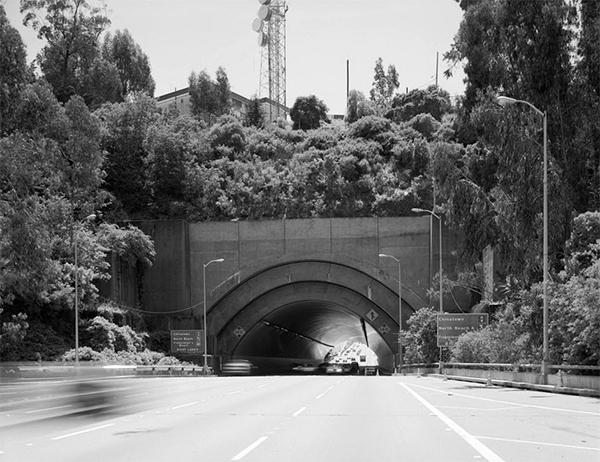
[437, 314, 489, 347]
[170, 330, 204, 354]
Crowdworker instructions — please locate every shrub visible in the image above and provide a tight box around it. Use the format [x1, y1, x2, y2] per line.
[81, 316, 115, 351]
[81, 316, 146, 353]
[1, 321, 71, 361]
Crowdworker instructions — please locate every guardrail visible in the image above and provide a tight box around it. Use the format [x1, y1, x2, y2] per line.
[135, 365, 211, 376]
[398, 362, 599, 396]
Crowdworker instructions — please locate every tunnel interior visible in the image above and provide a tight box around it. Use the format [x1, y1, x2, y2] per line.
[233, 300, 390, 367]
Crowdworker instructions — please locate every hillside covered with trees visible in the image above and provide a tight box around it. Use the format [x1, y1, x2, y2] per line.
[1, 0, 598, 366]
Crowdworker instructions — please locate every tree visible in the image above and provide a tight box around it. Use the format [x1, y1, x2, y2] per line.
[388, 86, 452, 123]
[244, 96, 265, 128]
[0, 5, 32, 135]
[0, 91, 108, 311]
[188, 68, 231, 122]
[144, 114, 205, 218]
[290, 95, 329, 130]
[214, 66, 231, 116]
[101, 29, 156, 99]
[370, 57, 399, 111]
[400, 307, 439, 364]
[345, 90, 376, 124]
[82, 56, 122, 108]
[444, 0, 598, 215]
[95, 94, 160, 218]
[21, 0, 111, 104]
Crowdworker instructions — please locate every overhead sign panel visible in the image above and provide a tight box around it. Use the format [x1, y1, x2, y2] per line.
[171, 330, 204, 354]
[437, 314, 489, 347]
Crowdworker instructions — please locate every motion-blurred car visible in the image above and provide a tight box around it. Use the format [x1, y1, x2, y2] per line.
[221, 359, 252, 376]
[291, 363, 320, 374]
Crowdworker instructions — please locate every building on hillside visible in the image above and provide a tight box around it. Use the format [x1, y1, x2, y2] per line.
[156, 87, 289, 123]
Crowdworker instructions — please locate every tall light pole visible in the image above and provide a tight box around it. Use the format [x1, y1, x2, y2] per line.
[412, 207, 443, 372]
[495, 95, 549, 384]
[379, 254, 402, 374]
[203, 258, 224, 374]
[74, 213, 96, 368]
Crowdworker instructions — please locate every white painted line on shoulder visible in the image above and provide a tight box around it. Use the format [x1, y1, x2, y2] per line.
[51, 423, 115, 440]
[406, 383, 600, 416]
[293, 406, 306, 417]
[401, 383, 505, 462]
[476, 436, 600, 452]
[232, 436, 268, 460]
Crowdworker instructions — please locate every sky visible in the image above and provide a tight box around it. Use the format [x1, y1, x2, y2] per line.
[4, 0, 466, 115]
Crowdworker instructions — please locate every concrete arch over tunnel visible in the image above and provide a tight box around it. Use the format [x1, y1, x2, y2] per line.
[207, 256, 419, 371]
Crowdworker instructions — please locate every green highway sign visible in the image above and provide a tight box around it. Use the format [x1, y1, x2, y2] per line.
[171, 330, 204, 353]
[437, 313, 489, 347]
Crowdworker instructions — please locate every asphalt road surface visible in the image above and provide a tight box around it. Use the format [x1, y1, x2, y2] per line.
[1, 374, 598, 461]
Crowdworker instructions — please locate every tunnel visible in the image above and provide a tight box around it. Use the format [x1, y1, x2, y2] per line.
[207, 257, 417, 374]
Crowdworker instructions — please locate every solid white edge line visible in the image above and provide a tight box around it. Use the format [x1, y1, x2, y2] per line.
[51, 423, 115, 440]
[231, 436, 268, 460]
[401, 383, 505, 462]
[293, 406, 306, 417]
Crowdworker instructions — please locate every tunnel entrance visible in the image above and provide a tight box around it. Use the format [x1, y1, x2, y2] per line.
[208, 258, 417, 373]
[234, 301, 386, 367]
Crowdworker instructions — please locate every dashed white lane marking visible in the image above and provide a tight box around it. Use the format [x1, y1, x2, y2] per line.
[316, 384, 336, 399]
[292, 406, 306, 417]
[51, 423, 115, 440]
[124, 392, 149, 398]
[475, 436, 600, 452]
[402, 383, 505, 462]
[171, 401, 199, 410]
[231, 436, 268, 460]
[227, 391, 242, 395]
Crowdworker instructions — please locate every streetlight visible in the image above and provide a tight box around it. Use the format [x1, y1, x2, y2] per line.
[495, 95, 549, 383]
[379, 254, 402, 374]
[74, 213, 96, 368]
[412, 207, 444, 372]
[411, 208, 443, 313]
[203, 258, 224, 374]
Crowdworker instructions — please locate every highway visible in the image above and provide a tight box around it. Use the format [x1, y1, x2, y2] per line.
[1, 374, 598, 462]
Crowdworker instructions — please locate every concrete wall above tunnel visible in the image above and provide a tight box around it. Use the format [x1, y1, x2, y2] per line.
[133, 217, 469, 370]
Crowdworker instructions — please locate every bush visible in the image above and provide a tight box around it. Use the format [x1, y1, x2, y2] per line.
[401, 307, 439, 364]
[1, 321, 71, 361]
[61, 346, 107, 362]
[81, 316, 115, 351]
[60, 347, 188, 366]
[148, 330, 171, 352]
[81, 316, 146, 353]
[451, 329, 493, 363]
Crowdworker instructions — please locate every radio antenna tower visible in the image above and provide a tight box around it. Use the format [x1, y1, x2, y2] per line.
[252, 0, 288, 122]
